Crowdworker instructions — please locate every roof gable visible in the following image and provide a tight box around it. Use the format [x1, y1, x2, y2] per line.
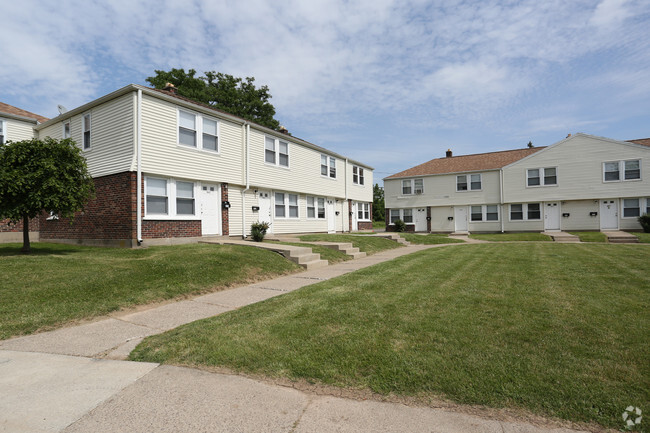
[0, 102, 49, 123]
[385, 147, 544, 179]
[627, 138, 650, 147]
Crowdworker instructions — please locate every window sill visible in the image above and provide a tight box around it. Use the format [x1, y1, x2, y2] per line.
[177, 143, 221, 155]
[265, 162, 291, 170]
[526, 184, 558, 188]
[320, 175, 338, 181]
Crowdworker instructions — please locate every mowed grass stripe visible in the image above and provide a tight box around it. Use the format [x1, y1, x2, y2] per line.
[131, 243, 649, 429]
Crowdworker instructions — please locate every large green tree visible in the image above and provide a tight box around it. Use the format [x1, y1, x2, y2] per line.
[147, 68, 282, 130]
[0, 138, 95, 253]
[373, 183, 385, 221]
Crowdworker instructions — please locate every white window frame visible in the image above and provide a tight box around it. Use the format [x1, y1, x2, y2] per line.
[144, 176, 199, 220]
[388, 208, 413, 224]
[177, 109, 220, 153]
[509, 203, 541, 221]
[353, 165, 365, 185]
[274, 192, 299, 219]
[401, 178, 424, 195]
[175, 180, 196, 216]
[321, 154, 336, 178]
[307, 196, 326, 219]
[202, 117, 219, 153]
[603, 160, 641, 182]
[0, 118, 6, 145]
[470, 204, 500, 222]
[457, 173, 482, 192]
[527, 167, 557, 187]
[622, 198, 641, 219]
[265, 136, 289, 168]
[82, 113, 91, 150]
[63, 121, 71, 139]
[356, 202, 370, 221]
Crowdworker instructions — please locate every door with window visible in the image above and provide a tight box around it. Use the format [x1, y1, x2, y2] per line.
[415, 208, 427, 232]
[258, 191, 272, 233]
[200, 184, 220, 235]
[600, 200, 618, 230]
[327, 199, 336, 233]
[544, 202, 560, 231]
[454, 206, 468, 232]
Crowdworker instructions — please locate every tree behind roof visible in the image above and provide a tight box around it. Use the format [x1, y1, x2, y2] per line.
[146, 68, 282, 131]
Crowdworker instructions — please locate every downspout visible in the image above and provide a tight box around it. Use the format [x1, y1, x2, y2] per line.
[241, 123, 250, 239]
[136, 89, 143, 245]
[499, 168, 505, 233]
[344, 158, 349, 232]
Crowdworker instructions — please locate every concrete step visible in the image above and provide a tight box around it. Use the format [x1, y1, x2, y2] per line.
[302, 259, 329, 270]
[292, 253, 321, 265]
[370, 233, 411, 246]
[608, 238, 639, 243]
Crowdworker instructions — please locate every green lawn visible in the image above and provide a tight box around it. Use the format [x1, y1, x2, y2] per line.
[630, 232, 650, 243]
[469, 232, 552, 242]
[267, 241, 351, 264]
[0, 242, 299, 340]
[400, 233, 465, 244]
[131, 243, 649, 430]
[568, 231, 607, 242]
[298, 234, 402, 255]
[372, 220, 386, 230]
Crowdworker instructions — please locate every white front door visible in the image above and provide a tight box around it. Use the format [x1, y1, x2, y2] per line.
[327, 199, 336, 233]
[258, 191, 272, 233]
[454, 206, 468, 232]
[200, 184, 220, 235]
[351, 202, 358, 231]
[415, 208, 427, 232]
[600, 199, 618, 230]
[544, 202, 561, 231]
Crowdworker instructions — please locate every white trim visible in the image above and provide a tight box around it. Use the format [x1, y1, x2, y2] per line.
[469, 204, 500, 222]
[356, 202, 371, 221]
[456, 173, 482, 192]
[62, 121, 71, 139]
[321, 154, 337, 179]
[306, 196, 326, 219]
[388, 208, 413, 224]
[526, 166, 557, 187]
[144, 176, 198, 219]
[82, 112, 91, 151]
[0, 118, 6, 145]
[177, 108, 220, 154]
[621, 198, 643, 219]
[265, 135, 290, 168]
[508, 203, 542, 221]
[352, 165, 366, 186]
[273, 191, 299, 219]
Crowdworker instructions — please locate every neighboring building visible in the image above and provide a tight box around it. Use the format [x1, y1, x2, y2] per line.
[0, 102, 47, 243]
[1, 84, 373, 246]
[384, 134, 650, 233]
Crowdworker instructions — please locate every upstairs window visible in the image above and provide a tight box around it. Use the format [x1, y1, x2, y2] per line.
[202, 118, 218, 152]
[353, 166, 365, 185]
[527, 167, 557, 186]
[0, 119, 5, 144]
[402, 179, 412, 195]
[457, 174, 481, 191]
[63, 121, 71, 139]
[402, 179, 424, 195]
[83, 114, 91, 150]
[176, 181, 195, 215]
[178, 111, 197, 147]
[321, 154, 336, 178]
[265, 136, 289, 167]
[414, 179, 423, 194]
[146, 177, 168, 215]
[604, 160, 640, 182]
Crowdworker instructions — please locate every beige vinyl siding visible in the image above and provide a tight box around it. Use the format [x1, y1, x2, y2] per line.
[503, 135, 650, 202]
[504, 218, 544, 232]
[4, 118, 36, 141]
[560, 200, 600, 231]
[38, 121, 64, 140]
[270, 194, 330, 234]
[248, 129, 346, 198]
[347, 163, 373, 202]
[429, 206, 455, 232]
[385, 170, 501, 209]
[139, 94, 243, 184]
[226, 184, 246, 237]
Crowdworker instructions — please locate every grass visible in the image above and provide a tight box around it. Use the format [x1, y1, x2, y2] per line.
[131, 243, 649, 430]
[400, 233, 465, 244]
[568, 231, 607, 242]
[630, 232, 650, 243]
[469, 232, 552, 242]
[0, 242, 299, 340]
[267, 241, 351, 264]
[372, 220, 386, 230]
[298, 234, 402, 255]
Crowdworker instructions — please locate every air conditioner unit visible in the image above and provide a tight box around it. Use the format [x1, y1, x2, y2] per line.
[415, 191, 423, 195]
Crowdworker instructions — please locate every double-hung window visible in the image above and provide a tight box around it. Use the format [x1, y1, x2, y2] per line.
[527, 167, 557, 186]
[179, 111, 197, 148]
[321, 155, 336, 178]
[353, 166, 365, 185]
[83, 114, 91, 150]
[63, 121, 71, 139]
[176, 181, 195, 215]
[357, 203, 370, 220]
[457, 174, 481, 191]
[604, 160, 640, 182]
[402, 179, 423, 195]
[389, 208, 412, 224]
[390, 209, 401, 224]
[146, 177, 168, 215]
[413, 179, 424, 194]
[0, 119, 5, 144]
[510, 203, 541, 221]
[402, 180, 412, 195]
[288, 194, 298, 218]
[274, 192, 299, 218]
[202, 118, 218, 152]
[274, 192, 285, 217]
[178, 110, 219, 152]
[307, 197, 326, 219]
[646, 198, 650, 215]
[470, 205, 500, 222]
[402, 209, 413, 223]
[623, 199, 640, 218]
[265, 136, 289, 167]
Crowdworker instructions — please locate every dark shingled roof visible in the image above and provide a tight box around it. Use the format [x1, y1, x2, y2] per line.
[0, 102, 49, 123]
[385, 147, 545, 179]
[627, 138, 650, 147]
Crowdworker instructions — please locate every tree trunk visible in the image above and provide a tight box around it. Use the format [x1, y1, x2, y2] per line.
[21, 214, 30, 254]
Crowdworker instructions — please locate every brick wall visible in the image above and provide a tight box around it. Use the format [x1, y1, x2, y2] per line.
[141, 220, 201, 238]
[221, 183, 229, 236]
[1, 217, 40, 232]
[40, 172, 136, 240]
[358, 221, 373, 230]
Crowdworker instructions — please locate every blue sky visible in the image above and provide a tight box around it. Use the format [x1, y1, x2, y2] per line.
[2, 0, 649, 183]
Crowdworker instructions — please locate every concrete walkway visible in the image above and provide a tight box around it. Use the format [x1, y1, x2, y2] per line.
[0, 242, 589, 433]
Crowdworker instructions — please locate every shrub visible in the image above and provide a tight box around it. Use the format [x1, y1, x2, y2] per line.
[638, 214, 650, 233]
[250, 221, 270, 242]
[393, 219, 406, 232]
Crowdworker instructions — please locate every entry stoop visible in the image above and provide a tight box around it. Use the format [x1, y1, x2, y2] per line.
[312, 242, 367, 259]
[603, 231, 639, 243]
[543, 232, 580, 243]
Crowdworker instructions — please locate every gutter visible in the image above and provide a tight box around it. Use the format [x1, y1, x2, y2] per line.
[241, 123, 250, 239]
[136, 89, 143, 244]
[499, 168, 505, 233]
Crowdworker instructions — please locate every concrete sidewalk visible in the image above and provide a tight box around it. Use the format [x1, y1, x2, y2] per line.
[0, 242, 589, 433]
